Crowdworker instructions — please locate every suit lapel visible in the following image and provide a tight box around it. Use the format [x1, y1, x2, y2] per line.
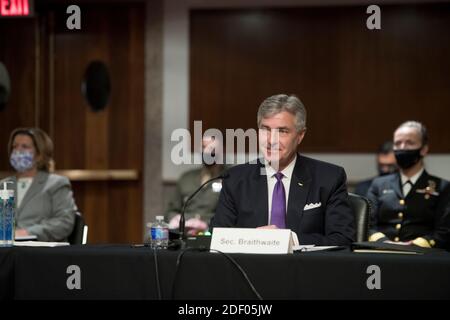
[253, 159, 269, 226]
[286, 155, 311, 230]
[18, 171, 47, 213]
[391, 173, 403, 199]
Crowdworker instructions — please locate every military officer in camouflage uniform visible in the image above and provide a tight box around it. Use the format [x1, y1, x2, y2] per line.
[165, 136, 227, 235]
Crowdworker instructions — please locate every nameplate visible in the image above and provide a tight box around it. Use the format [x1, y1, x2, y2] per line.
[210, 228, 296, 254]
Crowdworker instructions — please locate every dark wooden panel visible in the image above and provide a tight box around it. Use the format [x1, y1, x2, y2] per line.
[108, 6, 145, 170]
[107, 6, 145, 244]
[190, 4, 450, 152]
[49, 3, 145, 243]
[0, 18, 37, 168]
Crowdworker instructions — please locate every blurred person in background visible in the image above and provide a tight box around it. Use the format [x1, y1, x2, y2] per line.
[354, 141, 397, 197]
[1, 127, 77, 241]
[165, 135, 227, 235]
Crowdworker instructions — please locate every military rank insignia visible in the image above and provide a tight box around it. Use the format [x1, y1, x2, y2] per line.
[416, 180, 439, 199]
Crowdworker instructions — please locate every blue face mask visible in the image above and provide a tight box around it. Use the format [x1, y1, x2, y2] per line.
[10, 150, 35, 173]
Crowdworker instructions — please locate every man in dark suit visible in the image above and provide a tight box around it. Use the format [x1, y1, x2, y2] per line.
[211, 94, 355, 246]
[354, 141, 397, 197]
[367, 121, 450, 249]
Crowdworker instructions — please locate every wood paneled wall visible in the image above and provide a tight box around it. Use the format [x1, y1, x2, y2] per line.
[0, 2, 145, 243]
[0, 18, 37, 165]
[50, 4, 145, 243]
[190, 4, 450, 153]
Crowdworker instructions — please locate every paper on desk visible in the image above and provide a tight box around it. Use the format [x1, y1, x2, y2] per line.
[293, 245, 340, 252]
[15, 235, 38, 241]
[14, 241, 70, 247]
[352, 249, 419, 254]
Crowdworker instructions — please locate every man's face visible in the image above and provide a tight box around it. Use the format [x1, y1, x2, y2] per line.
[202, 136, 220, 166]
[258, 111, 305, 169]
[202, 136, 216, 152]
[377, 152, 397, 175]
[393, 127, 428, 157]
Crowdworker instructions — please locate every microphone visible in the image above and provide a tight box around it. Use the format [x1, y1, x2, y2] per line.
[178, 172, 229, 242]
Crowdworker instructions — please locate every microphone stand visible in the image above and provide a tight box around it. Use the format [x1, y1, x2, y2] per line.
[175, 173, 228, 249]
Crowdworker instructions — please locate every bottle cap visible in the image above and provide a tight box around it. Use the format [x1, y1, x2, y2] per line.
[0, 181, 14, 200]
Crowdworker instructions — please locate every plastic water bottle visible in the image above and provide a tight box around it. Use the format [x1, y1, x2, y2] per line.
[151, 216, 169, 249]
[0, 182, 15, 247]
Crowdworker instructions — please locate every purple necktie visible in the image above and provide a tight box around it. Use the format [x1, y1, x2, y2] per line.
[270, 172, 286, 228]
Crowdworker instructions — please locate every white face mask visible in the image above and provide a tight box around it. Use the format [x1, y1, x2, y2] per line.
[10, 150, 35, 173]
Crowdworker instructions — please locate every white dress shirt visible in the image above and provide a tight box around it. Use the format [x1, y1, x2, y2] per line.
[265, 155, 297, 224]
[400, 167, 424, 197]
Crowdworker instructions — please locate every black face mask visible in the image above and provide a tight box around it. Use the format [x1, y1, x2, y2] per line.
[202, 151, 216, 166]
[394, 148, 422, 170]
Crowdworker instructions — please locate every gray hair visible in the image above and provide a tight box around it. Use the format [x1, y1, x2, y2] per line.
[396, 121, 428, 146]
[257, 94, 307, 132]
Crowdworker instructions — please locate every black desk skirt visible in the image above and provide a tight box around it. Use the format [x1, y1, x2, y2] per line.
[1, 245, 449, 300]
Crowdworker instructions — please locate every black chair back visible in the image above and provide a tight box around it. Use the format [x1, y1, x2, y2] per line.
[348, 193, 370, 242]
[68, 212, 87, 245]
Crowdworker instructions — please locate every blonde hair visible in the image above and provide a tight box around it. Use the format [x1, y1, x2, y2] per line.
[8, 127, 54, 172]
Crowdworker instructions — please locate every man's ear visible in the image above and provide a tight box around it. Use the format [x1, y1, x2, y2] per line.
[421, 144, 429, 157]
[297, 128, 307, 145]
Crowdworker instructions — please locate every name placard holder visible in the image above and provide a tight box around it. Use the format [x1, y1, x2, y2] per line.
[210, 227, 298, 254]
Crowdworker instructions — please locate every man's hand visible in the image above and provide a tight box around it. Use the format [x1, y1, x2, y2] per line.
[257, 225, 278, 229]
[168, 214, 181, 229]
[185, 217, 208, 236]
[168, 214, 209, 235]
[15, 229, 30, 237]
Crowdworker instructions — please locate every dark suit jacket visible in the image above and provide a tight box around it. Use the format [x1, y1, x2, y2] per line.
[367, 171, 450, 249]
[211, 155, 355, 246]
